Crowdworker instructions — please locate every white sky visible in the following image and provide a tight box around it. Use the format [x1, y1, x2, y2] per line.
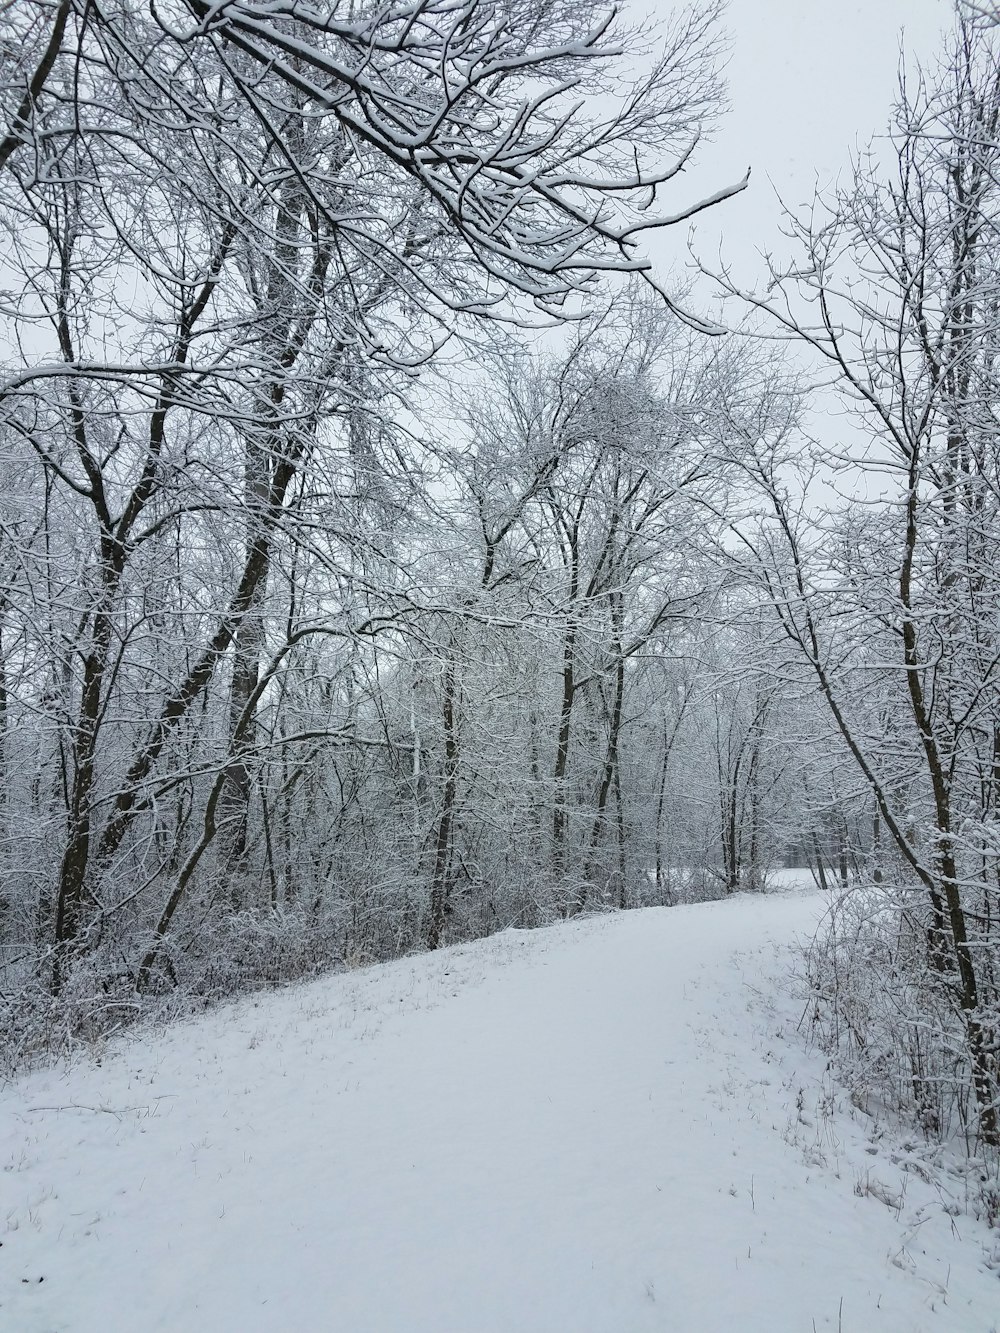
[648, 0, 952, 289]
[633, 0, 955, 506]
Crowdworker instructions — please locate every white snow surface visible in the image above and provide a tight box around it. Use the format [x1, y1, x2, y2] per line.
[3, 890, 999, 1332]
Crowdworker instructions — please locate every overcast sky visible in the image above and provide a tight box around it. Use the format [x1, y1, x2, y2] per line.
[650, 0, 953, 288]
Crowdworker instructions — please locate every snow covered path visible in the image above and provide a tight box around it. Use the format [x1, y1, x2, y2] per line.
[2, 892, 998, 1332]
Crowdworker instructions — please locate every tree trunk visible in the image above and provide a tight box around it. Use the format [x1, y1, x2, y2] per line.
[585, 599, 626, 904]
[428, 653, 458, 950]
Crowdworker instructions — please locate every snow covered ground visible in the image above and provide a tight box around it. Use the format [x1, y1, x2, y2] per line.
[2, 890, 998, 1332]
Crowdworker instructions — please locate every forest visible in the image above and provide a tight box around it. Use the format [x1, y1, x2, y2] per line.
[1, 0, 999, 1178]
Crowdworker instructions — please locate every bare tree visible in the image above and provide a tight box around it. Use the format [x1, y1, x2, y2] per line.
[712, 18, 1000, 1143]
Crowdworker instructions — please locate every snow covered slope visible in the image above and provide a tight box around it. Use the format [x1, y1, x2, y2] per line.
[2, 892, 998, 1332]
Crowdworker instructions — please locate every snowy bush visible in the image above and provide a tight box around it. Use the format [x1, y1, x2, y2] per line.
[805, 880, 1000, 1222]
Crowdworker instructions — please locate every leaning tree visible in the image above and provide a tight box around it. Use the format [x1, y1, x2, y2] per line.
[712, 17, 1000, 1144]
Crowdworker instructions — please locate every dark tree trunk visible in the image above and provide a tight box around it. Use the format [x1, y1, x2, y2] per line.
[428, 654, 458, 950]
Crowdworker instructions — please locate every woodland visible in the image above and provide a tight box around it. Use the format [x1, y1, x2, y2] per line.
[1, 0, 1000, 1181]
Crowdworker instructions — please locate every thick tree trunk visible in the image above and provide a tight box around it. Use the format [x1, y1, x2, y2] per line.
[52, 535, 124, 989]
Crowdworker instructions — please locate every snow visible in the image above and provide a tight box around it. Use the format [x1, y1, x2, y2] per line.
[2, 890, 998, 1332]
